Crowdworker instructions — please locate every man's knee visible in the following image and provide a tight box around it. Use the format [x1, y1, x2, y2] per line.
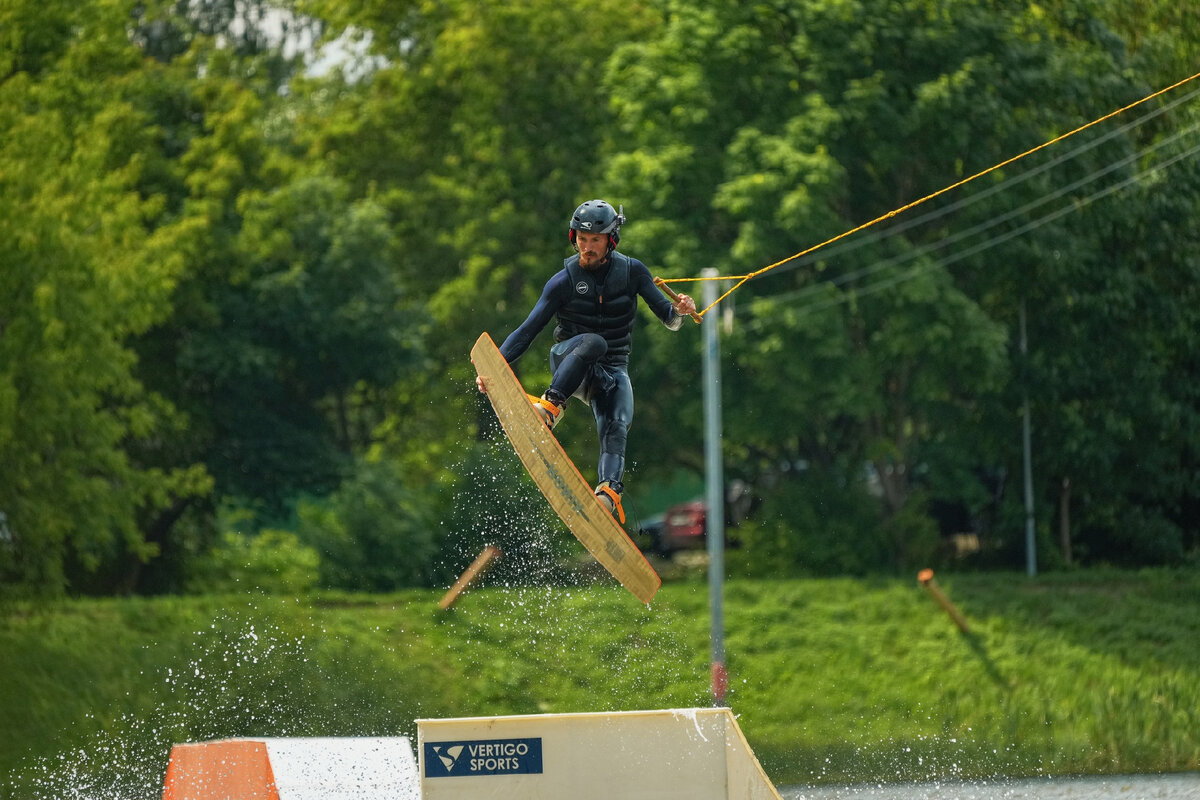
[574, 333, 608, 361]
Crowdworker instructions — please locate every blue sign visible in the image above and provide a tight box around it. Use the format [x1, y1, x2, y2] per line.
[424, 737, 543, 778]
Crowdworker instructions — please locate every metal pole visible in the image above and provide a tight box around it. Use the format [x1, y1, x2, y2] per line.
[1020, 299, 1037, 577]
[702, 268, 727, 704]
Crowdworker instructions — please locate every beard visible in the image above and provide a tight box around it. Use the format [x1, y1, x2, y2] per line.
[579, 249, 608, 270]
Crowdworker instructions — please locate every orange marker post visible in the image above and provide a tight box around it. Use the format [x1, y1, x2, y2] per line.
[439, 545, 502, 610]
[917, 568, 970, 633]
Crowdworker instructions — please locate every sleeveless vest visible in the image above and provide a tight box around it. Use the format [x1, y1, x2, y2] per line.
[554, 252, 637, 362]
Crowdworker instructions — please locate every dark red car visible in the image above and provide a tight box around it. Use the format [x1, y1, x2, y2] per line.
[659, 500, 708, 553]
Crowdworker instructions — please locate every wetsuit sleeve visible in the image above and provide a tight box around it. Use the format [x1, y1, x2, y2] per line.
[498, 271, 569, 363]
[632, 259, 684, 331]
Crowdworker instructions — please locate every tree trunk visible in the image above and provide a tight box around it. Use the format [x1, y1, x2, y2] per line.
[1059, 476, 1072, 565]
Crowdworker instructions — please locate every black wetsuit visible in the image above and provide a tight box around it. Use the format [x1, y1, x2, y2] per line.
[498, 251, 683, 491]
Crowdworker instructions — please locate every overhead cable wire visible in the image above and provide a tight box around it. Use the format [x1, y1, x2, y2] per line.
[739, 137, 1200, 327]
[660, 70, 1200, 318]
[793, 139, 1200, 317]
[761, 83, 1200, 282]
[758, 117, 1200, 310]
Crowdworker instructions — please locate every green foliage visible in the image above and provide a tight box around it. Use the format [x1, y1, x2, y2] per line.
[4, 0, 1200, 597]
[731, 472, 889, 577]
[0, 0, 211, 594]
[295, 458, 442, 591]
[188, 528, 320, 594]
[880, 489, 943, 571]
[608, 0, 1042, 532]
[603, 0, 1200, 569]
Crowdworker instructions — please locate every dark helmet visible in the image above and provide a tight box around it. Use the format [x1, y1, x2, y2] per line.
[568, 199, 626, 250]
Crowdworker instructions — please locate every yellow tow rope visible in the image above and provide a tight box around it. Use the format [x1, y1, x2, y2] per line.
[656, 70, 1200, 320]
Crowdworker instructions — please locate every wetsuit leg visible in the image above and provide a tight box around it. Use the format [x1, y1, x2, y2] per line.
[547, 334, 607, 404]
[591, 366, 633, 492]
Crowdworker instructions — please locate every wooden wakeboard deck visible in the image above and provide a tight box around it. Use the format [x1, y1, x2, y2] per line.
[471, 333, 661, 603]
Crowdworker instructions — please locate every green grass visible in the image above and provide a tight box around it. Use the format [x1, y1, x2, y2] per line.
[3, 569, 1199, 798]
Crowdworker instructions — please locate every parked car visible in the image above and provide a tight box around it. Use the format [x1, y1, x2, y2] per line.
[644, 482, 754, 556]
[658, 499, 709, 554]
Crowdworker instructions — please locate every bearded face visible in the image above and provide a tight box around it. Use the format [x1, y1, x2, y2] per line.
[575, 231, 609, 270]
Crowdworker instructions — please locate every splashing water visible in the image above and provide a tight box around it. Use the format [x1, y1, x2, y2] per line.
[7, 424, 702, 799]
[438, 428, 598, 592]
[6, 608, 415, 800]
[430, 426, 710, 713]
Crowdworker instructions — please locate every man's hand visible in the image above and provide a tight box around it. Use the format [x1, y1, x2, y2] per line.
[476, 375, 487, 394]
[673, 293, 697, 318]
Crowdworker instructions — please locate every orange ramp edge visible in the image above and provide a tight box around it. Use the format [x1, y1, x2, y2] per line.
[162, 740, 280, 800]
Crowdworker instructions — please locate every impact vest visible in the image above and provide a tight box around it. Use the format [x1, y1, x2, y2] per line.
[554, 252, 638, 363]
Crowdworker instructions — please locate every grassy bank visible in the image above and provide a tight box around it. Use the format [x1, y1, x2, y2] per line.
[3, 568, 1198, 798]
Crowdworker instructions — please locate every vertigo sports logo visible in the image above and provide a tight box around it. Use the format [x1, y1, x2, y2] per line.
[424, 737, 543, 778]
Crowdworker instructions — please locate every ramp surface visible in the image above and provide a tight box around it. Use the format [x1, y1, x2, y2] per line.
[471, 332, 661, 603]
[161, 737, 419, 800]
[417, 707, 782, 799]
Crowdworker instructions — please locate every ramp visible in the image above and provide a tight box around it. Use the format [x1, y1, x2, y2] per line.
[161, 737, 419, 800]
[417, 707, 782, 799]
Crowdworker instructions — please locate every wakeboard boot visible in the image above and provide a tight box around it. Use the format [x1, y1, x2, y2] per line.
[594, 481, 626, 525]
[527, 393, 564, 431]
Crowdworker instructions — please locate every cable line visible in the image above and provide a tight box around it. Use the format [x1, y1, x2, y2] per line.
[762, 117, 1200, 310]
[660, 70, 1200, 318]
[762, 83, 1200, 283]
[740, 137, 1200, 327]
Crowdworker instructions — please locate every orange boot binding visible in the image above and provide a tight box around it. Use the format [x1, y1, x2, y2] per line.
[594, 482, 626, 525]
[528, 393, 563, 431]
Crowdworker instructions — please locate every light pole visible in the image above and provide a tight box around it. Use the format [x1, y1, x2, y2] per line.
[1020, 299, 1037, 577]
[702, 268, 727, 703]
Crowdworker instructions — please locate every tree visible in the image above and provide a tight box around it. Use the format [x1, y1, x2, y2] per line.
[0, 0, 209, 594]
[1004, 120, 1200, 566]
[290, 0, 658, 484]
[599, 0, 1200, 569]
[597, 0, 1044, 566]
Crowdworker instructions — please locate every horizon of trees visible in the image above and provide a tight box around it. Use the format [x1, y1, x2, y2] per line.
[2, 0, 1198, 596]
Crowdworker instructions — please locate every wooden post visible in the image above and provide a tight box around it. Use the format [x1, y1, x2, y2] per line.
[439, 545, 502, 610]
[1059, 476, 1072, 566]
[917, 568, 970, 633]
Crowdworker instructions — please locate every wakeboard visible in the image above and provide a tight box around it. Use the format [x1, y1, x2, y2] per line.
[471, 332, 661, 603]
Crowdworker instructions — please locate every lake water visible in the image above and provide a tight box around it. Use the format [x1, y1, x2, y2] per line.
[781, 772, 1200, 799]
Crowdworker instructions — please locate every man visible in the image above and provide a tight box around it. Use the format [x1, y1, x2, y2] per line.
[477, 199, 697, 524]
